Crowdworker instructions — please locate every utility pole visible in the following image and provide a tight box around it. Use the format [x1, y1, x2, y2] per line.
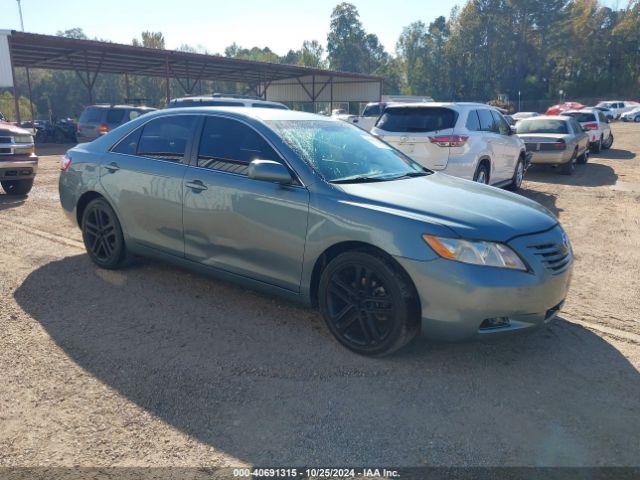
[16, 0, 24, 30]
[16, 0, 35, 128]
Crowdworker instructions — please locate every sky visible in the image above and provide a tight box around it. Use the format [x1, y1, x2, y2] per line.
[1, 0, 627, 56]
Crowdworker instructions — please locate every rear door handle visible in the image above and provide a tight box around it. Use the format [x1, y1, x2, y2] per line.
[185, 180, 208, 191]
[104, 162, 120, 172]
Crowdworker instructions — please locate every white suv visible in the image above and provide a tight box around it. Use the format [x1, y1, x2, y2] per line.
[561, 109, 612, 153]
[595, 101, 639, 119]
[371, 103, 527, 190]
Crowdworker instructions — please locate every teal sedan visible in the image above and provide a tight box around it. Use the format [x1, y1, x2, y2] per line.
[59, 108, 573, 356]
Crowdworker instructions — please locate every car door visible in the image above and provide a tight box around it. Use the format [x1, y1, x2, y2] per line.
[182, 115, 310, 292]
[597, 111, 611, 140]
[477, 109, 506, 182]
[491, 110, 520, 180]
[102, 114, 198, 256]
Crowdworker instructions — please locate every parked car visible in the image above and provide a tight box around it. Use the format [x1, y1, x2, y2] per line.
[168, 94, 288, 110]
[59, 107, 573, 356]
[503, 114, 516, 126]
[23, 118, 78, 144]
[77, 104, 156, 142]
[371, 103, 528, 190]
[0, 111, 6, 122]
[516, 116, 589, 175]
[591, 106, 615, 121]
[560, 109, 612, 152]
[621, 107, 640, 122]
[0, 121, 38, 195]
[512, 112, 540, 121]
[595, 101, 640, 119]
[545, 102, 585, 116]
[348, 102, 388, 131]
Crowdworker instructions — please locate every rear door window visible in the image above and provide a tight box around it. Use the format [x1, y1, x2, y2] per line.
[137, 115, 198, 162]
[362, 104, 382, 117]
[376, 107, 457, 133]
[478, 109, 497, 133]
[562, 112, 596, 123]
[79, 107, 103, 124]
[197, 116, 279, 175]
[112, 128, 142, 156]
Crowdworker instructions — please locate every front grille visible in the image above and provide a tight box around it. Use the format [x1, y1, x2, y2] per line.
[0, 136, 12, 144]
[527, 241, 572, 274]
[0, 148, 11, 155]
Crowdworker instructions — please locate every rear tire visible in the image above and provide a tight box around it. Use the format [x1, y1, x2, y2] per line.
[560, 149, 577, 175]
[634, 116, 640, 123]
[603, 133, 613, 150]
[318, 250, 420, 356]
[473, 162, 490, 185]
[591, 137, 602, 154]
[1, 179, 34, 196]
[81, 198, 129, 269]
[577, 149, 589, 164]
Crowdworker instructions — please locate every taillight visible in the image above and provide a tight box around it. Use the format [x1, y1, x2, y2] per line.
[98, 123, 109, 135]
[550, 141, 566, 150]
[60, 153, 72, 171]
[583, 123, 598, 130]
[429, 135, 469, 147]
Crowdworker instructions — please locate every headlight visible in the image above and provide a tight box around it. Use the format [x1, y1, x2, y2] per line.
[14, 135, 33, 144]
[423, 234, 527, 271]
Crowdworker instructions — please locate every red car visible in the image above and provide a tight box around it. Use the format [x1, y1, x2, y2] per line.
[545, 102, 586, 116]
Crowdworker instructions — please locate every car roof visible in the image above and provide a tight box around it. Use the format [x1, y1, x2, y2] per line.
[562, 109, 596, 115]
[170, 96, 285, 105]
[518, 115, 569, 122]
[153, 106, 335, 122]
[86, 104, 155, 110]
[384, 102, 492, 109]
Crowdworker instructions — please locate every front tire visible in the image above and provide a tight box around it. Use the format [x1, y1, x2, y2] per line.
[591, 137, 602, 154]
[318, 251, 420, 356]
[81, 198, 129, 269]
[577, 148, 589, 164]
[603, 133, 613, 149]
[1, 179, 34, 195]
[473, 162, 490, 185]
[506, 157, 525, 192]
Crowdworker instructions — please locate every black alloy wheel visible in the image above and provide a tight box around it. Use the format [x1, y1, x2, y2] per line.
[82, 198, 128, 269]
[319, 251, 419, 356]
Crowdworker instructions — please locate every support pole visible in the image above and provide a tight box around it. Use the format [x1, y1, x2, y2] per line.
[165, 57, 171, 105]
[330, 76, 334, 114]
[125, 73, 131, 101]
[26, 67, 35, 125]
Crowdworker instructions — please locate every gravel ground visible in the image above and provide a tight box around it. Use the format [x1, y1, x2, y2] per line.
[1, 123, 639, 468]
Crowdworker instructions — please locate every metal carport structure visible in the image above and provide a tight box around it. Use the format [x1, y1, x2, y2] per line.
[1, 31, 383, 123]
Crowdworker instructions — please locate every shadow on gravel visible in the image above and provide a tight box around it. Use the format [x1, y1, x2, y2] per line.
[15, 254, 640, 465]
[525, 162, 618, 187]
[519, 188, 561, 218]
[0, 193, 27, 211]
[594, 148, 636, 160]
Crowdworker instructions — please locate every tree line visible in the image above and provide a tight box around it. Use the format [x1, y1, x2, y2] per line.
[1, 0, 638, 120]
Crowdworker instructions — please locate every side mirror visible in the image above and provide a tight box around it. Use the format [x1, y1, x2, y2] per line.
[248, 159, 293, 184]
[510, 126, 517, 135]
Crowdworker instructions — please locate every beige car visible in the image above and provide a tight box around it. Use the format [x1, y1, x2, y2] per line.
[516, 116, 589, 175]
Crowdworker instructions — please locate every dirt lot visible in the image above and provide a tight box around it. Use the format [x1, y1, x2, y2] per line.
[1, 123, 639, 468]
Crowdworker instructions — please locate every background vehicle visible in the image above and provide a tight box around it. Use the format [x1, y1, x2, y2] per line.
[591, 106, 615, 121]
[348, 102, 387, 131]
[168, 94, 288, 110]
[595, 101, 640, 119]
[545, 102, 585, 115]
[561, 109, 612, 152]
[0, 111, 6, 122]
[22, 118, 78, 144]
[77, 104, 156, 142]
[516, 116, 589, 175]
[621, 107, 640, 122]
[371, 103, 527, 190]
[59, 107, 571, 356]
[0, 122, 37, 195]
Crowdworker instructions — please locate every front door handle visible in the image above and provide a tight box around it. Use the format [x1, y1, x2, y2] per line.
[104, 162, 120, 172]
[185, 180, 208, 191]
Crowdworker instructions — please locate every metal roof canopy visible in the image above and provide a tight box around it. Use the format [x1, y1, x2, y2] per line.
[4, 31, 383, 122]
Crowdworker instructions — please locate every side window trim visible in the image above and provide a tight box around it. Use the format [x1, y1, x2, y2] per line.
[191, 113, 305, 187]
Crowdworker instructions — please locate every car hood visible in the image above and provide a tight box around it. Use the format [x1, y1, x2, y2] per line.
[336, 173, 557, 242]
[0, 121, 32, 136]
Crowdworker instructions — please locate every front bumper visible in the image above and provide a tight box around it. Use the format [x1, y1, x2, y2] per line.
[0, 156, 39, 180]
[396, 225, 573, 341]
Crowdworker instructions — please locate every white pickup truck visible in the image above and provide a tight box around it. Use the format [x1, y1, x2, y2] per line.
[596, 101, 640, 119]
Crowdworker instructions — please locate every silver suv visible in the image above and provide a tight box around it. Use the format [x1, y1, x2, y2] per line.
[77, 105, 156, 142]
[371, 103, 528, 190]
[168, 94, 288, 110]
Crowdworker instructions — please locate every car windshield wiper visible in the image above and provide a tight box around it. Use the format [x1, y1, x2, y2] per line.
[383, 171, 431, 181]
[330, 175, 389, 184]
